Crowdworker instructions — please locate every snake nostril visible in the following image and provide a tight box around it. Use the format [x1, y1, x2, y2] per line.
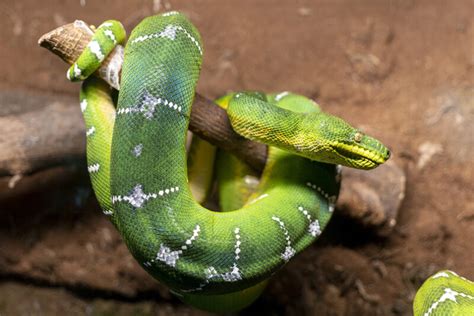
[386, 149, 391, 160]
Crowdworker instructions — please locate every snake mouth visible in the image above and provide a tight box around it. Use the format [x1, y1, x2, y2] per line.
[333, 145, 389, 169]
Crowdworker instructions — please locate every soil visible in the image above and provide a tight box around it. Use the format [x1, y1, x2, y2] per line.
[0, 0, 473, 315]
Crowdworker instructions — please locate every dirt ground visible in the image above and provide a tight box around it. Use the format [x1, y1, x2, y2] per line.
[0, 0, 473, 315]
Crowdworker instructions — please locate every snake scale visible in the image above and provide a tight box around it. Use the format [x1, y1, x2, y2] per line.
[65, 11, 473, 314]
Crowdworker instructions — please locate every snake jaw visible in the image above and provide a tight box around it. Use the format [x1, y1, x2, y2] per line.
[331, 138, 390, 170]
[297, 112, 390, 169]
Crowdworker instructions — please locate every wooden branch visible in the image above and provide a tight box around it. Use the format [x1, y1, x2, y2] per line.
[38, 21, 267, 171]
[0, 91, 85, 177]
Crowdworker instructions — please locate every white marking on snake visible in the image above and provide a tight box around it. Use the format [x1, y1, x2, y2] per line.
[132, 144, 143, 157]
[103, 209, 113, 216]
[306, 181, 337, 212]
[143, 225, 200, 268]
[204, 228, 243, 283]
[432, 271, 450, 279]
[234, 227, 241, 260]
[86, 126, 95, 137]
[272, 216, 295, 261]
[177, 25, 203, 55]
[156, 244, 181, 267]
[162, 11, 179, 16]
[423, 287, 474, 316]
[160, 25, 178, 40]
[80, 99, 88, 113]
[186, 263, 242, 293]
[87, 163, 100, 173]
[131, 24, 202, 55]
[446, 271, 474, 284]
[100, 22, 113, 27]
[73, 63, 82, 79]
[221, 264, 242, 282]
[117, 91, 182, 118]
[297, 206, 322, 237]
[104, 29, 117, 44]
[309, 221, 322, 237]
[275, 91, 289, 101]
[111, 184, 179, 208]
[328, 203, 335, 213]
[88, 40, 105, 62]
[180, 227, 243, 293]
[248, 193, 269, 205]
[183, 225, 201, 247]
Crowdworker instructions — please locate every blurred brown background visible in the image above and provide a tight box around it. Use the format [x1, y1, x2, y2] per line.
[0, 0, 473, 315]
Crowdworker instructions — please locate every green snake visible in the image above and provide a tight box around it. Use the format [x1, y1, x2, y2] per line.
[62, 11, 474, 313]
[413, 270, 474, 316]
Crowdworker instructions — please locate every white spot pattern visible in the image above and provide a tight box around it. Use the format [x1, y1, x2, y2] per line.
[233, 227, 241, 260]
[117, 91, 182, 118]
[306, 181, 337, 212]
[156, 244, 182, 267]
[180, 227, 243, 293]
[86, 126, 95, 137]
[73, 63, 82, 79]
[87, 163, 100, 173]
[112, 184, 179, 208]
[133, 144, 143, 157]
[432, 271, 451, 279]
[221, 264, 242, 282]
[423, 287, 474, 316]
[143, 225, 201, 268]
[131, 24, 202, 55]
[309, 221, 321, 237]
[272, 216, 295, 261]
[80, 99, 88, 113]
[275, 91, 289, 101]
[88, 40, 105, 62]
[182, 225, 201, 249]
[185, 264, 242, 293]
[103, 209, 113, 216]
[104, 29, 117, 44]
[297, 206, 322, 237]
[445, 271, 474, 284]
[162, 11, 179, 16]
[160, 25, 179, 40]
[248, 193, 269, 205]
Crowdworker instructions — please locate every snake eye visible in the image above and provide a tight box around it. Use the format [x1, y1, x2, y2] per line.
[354, 132, 363, 143]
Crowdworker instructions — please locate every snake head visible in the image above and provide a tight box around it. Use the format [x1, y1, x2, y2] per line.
[300, 113, 391, 170]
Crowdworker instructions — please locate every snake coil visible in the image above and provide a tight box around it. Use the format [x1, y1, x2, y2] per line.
[71, 12, 474, 314]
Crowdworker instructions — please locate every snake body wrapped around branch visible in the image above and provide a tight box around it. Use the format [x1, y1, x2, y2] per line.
[68, 12, 394, 312]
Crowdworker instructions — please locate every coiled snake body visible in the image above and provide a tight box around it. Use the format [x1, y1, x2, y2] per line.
[63, 12, 474, 314]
